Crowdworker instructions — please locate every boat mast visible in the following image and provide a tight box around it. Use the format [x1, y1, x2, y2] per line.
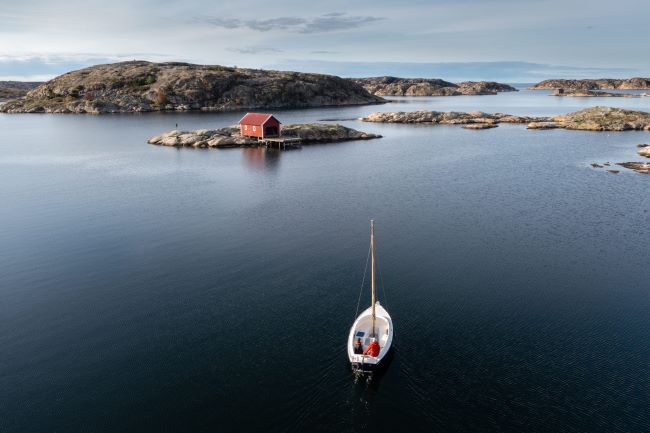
[371, 219, 376, 337]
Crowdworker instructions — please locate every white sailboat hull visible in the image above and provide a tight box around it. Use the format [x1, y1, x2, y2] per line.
[347, 301, 393, 371]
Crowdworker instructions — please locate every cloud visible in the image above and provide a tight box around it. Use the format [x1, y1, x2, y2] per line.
[2, 1, 648, 77]
[306, 12, 382, 33]
[227, 46, 284, 54]
[199, 13, 383, 34]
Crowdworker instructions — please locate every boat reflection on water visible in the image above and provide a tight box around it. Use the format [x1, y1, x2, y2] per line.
[241, 147, 282, 171]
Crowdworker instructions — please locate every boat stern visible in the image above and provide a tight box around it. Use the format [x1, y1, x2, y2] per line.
[349, 354, 380, 372]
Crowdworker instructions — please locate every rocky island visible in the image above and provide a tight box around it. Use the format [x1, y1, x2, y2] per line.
[548, 107, 650, 131]
[363, 107, 650, 132]
[361, 111, 550, 125]
[530, 77, 650, 90]
[0, 81, 42, 101]
[616, 162, 650, 174]
[0, 61, 385, 114]
[638, 144, 650, 158]
[147, 124, 381, 148]
[550, 89, 638, 98]
[349, 77, 517, 96]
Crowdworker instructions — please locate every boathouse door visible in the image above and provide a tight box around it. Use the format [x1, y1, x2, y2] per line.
[264, 125, 279, 137]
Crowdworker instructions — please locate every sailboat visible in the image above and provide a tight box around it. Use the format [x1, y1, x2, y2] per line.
[348, 220, 393, 372]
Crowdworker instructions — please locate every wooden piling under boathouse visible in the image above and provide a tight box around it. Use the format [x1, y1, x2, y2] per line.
[258, 136, 302, 150]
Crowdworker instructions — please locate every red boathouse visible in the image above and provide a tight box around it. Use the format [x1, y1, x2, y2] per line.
[239, 113, 281, 139]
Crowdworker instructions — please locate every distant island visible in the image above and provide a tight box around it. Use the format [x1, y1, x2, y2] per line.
[0, 61, 385, 114]
[349, 76, 517, 96]
[0, 81, 42, 101]
[529, 78, 650, 90]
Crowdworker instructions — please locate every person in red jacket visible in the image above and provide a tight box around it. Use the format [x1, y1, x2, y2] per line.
[364, 338, 380, 357]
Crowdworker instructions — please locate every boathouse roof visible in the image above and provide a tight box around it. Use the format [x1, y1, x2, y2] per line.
[239, 113, 280, 126]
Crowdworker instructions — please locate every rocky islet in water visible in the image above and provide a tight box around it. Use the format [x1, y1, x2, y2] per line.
[361, 110, 549, 125]
[616, 162, 650, 174]
[147, 124, 382, 148]
[529, 77, 650, 90]
[551, 107, 650, 131]
[591, 160, 650, 175]
[363, 107, 650, 132]
[462, 123, 499, 130]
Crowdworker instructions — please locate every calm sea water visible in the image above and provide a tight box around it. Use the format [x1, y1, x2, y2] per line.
[1, 89, 649, 433]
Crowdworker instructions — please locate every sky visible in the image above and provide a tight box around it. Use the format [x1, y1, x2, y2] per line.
[0, 0, 648, 82]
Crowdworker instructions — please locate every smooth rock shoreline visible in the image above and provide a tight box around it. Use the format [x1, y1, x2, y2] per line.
[527, 122, 559, 129]
[462, 123, 498, 130]
[147, 124, 382, 148]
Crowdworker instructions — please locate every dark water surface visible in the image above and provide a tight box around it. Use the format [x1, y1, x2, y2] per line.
[1, 91, 649, 432]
